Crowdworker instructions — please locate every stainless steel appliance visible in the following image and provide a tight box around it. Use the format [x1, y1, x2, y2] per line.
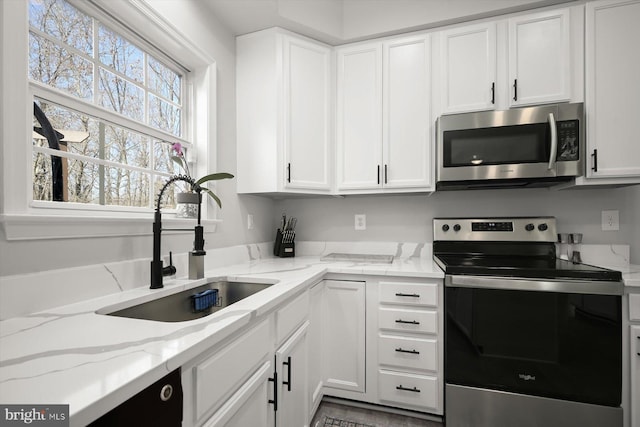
[436, 103, 583, 190]
[433, 217, 623, 427]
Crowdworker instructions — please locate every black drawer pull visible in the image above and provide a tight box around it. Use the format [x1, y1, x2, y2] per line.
[395, 319, 420, 325]
[395, 292, 420, 298]
[395, 347, 419, 355]
[396, 385, 421, 393]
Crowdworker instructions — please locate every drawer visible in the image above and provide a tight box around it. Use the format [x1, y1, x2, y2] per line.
[378, 335, 437, 372]
[195, 319, 270, 421]
[378, 307, 437, 335]
[378, 370, 438, 410]
[630, 294, 640, 321]
[276, 291, 309, 345]
[379, 281, 438, 307]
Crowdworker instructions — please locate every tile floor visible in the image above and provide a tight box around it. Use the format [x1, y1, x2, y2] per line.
[310, 401, 443, 427]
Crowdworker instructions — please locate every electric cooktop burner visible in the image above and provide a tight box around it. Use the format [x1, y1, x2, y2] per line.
[434, 254, 622, 281]
[433, 217, 622, 282]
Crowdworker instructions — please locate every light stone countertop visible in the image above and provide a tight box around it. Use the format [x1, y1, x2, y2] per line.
[0, 255, 444, 427]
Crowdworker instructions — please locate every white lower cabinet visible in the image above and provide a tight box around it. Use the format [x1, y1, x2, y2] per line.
[322, 280, 366, 393]
[276, 321, 309, 427]
[378, 370, 439, 410]
[182, 319, 272, 427]
[183, 276, 443, 426]
[375, 279, 443, 414]
[202, 361, 274, 427]
[307, 281, 324, 415]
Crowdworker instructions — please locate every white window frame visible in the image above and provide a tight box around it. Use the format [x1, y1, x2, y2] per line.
[0, 0, 219, 240]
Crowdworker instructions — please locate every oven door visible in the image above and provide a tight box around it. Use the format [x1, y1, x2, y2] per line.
[445, 275, 622, 407]
[436, 103, 583, 185]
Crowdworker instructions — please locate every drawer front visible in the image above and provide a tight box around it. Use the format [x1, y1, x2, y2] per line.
[276, 291, 309, 345]
[379, 281, 438, 307]
[378, 307, 437, 335]
[196, 319, 271, 420]
[378, 370, 438, 410]
[378, 335, 437, 372]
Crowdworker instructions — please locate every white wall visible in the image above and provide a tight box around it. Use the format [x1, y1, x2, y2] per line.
[274, 185, 640, 263]
[0, 0, 275, 277]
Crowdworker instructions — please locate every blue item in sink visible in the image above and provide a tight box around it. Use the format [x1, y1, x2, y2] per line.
[191, 289, 218, 312]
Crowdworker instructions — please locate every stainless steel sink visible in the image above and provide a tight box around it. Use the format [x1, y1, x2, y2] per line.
[104, 280, 274, 322]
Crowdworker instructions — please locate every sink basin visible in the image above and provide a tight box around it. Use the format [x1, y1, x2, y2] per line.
[104, 280, 274, 322]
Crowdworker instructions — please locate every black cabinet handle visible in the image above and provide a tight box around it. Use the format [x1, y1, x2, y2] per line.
[384, 164, 388, 184]
[591, 149, 598, 172]
[377, 165, 380, 185]
[513, 79, 518, 101]
[287, 163, 291, 183]
[395, 347, 420, 355]
[268, 371, 278, 411]
[395, 292, 420, 298]
[395, 319, 420, 325]
[491, 82, 495, 104]
[282, 356, 292, 392]
[396, 385, 421, 393]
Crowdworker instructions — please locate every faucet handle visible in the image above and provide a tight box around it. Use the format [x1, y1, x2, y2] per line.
[162, 251, 177, 276]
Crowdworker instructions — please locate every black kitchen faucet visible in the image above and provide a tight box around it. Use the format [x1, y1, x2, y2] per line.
[150, 175, 206, 289]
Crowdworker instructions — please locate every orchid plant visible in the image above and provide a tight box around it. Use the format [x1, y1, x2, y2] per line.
[170, 142, 234, 208]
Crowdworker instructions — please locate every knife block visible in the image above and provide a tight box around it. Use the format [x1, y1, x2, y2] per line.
[273, 229, 295, 258]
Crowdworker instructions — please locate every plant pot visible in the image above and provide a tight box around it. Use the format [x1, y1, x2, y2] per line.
[176, 192, 199, 218]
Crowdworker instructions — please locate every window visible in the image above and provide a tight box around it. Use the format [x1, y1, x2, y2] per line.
[28, 0, 190, 210]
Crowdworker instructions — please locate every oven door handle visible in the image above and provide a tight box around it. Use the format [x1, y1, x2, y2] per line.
[548, 112, 558, 171]
[446, 275, 623, 296]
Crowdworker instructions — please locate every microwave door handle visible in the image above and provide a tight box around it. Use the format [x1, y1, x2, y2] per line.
[548, 112, 557, 170]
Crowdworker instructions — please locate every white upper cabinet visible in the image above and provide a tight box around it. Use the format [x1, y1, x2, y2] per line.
[336, 42, 383, 190]
[236, 28, 332, 194]
[284, 37, 332, 190]
[383, 35, 432, 189]
[440, 23, 497, 114]
[336, 34, 432, 193]
[583, 0, 640, 180]
[508, 9, 571, 107]
[438, 8, 576, 114]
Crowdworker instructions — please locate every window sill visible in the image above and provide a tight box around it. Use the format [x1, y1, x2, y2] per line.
[0, 214, 220, 241]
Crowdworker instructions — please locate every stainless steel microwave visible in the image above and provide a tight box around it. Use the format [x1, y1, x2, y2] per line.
[436, 103, 584, 190]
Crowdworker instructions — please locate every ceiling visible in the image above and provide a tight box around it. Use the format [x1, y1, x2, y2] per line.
[201, 0, 574, 45]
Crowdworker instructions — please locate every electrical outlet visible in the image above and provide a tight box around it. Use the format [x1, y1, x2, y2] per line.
[601, 210, 619, 231]
[355, 214, 366, 231]
[247, 214, 254, 230]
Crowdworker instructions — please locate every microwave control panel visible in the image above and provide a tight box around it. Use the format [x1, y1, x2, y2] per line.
[557, 120, 579, 161]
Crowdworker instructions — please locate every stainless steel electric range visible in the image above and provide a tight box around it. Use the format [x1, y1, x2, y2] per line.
[433, 217, 623, 427]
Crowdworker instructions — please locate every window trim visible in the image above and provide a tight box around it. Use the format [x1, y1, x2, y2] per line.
[0, 0, 220, 241]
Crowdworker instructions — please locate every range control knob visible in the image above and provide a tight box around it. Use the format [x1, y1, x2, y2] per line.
[453, 224, 461, 232]
[525, 223, 535, 231]
[442, 224, 450, 232]
[538, 223, 548, 231]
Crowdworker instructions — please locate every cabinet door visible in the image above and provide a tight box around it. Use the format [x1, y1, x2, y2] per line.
[284, 36, 332, 190]
[336, 43, 383, 190]
[440, 23, 497, 114]
[308, 282, 324, 415]
[508, 9, 570, 106]
[276, 321, 309, 427]
[585, 0, 640, 178]
[323, 280, 366, 393]
[632, 325, 640, 427]
[383, 34, 432, 189]
[202, 361, 273, 427]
